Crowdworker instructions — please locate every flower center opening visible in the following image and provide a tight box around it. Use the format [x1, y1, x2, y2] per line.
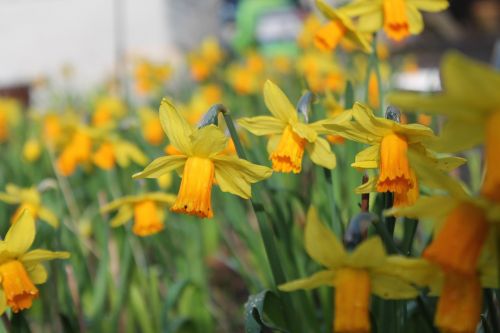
[423, 202, 489, 276]
[481, 111, 500, 203]
[377, 133, 413, 194]
[383, 0, 410, 41]
[0, 260, 39, 313]
[435, 273, 482, 333]
[314, 20, 347, 52]
[133, 200, 164, 236]
[171, 156, 215, 218]
[334, 267, 371, 333]
[270, 126, 307, 174]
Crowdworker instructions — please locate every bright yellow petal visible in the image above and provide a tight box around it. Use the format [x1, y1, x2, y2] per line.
[370, 273, 419, 299]
[386, 195, 459, 220]
[309, 111, 353, 136]
[352, 144, 379, 169]
[432, 119, 484, 153]
[0, 290, 6, 315]
[237, 116, 286, 136]
[132, 155, 187, 179]
[305, 207, 346, 269]
[37, 207, 59, 228]
[279, 270, 335, 291]
[263, 80, 297, 122]
[352, 103, 391, 137]
[5, 210, 35, 256]
[306, 138, 336, 169]
[407, 4, 423, 34]
[115, 141, 149, 167]
[213, 155, 272, 199]
[266, 135, 281, 155]
[376, 257, 443, 290]
[408, 0, 449, 11]
[20, 249, 70, 265]
[329, 0, 381, 18]
[142, 193, 177, 205]
[0, 192, 19, 204]
[354, 176, 377, 194]
[291, 122, 318, 142]
[100, 196, 134, 213]
[159, 98, 193, 154]
[191, 125, 228, 158]
[356, 9, 383, 31]
[348, 237, 386, 269]
[110, 205, 134, 227]
[27, 263, 48, 284]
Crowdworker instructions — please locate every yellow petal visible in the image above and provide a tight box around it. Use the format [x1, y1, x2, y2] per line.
[407, 4, 423, 34]
[159, 98, 193, 154]
[306, 138, 336, 169]
[0, 192, 19, 204]
[266, 135, 282, 155]
[27, 263, 48, 284]
[279, 270, 335, 291]
[309, 111, 353, 135]
[190, 125, 228, 158]
[354, 176, 377, 194]
[345, 30, 373, 53]
[100, 196, 134, 213]
[324, 0, 380, 18]
[133, 155, 187, 179]
[349, 237, 386, 269]
[5, 210, 35, 256]
[0, 290, 6, 315]
[263, 80, 297, 122]
[110, 205, 134, 227]
[352, 144, 380, 169]
[385, 195, 458, 220]
[142, 192, 177, 205]
[376, 257, 443, 290]
[408, 0, 449, 11]
[356, 9, 383, 31]
[37, 207, 59, 228]
[305, 207, 346, 269]
[213, 155, 272, 199]
[20, 249, 70, 265]
[291, 122, 317, 142]
[115, 141, 149, 167]
[371, 273, 419, 299]
[237, 116, 286, 136]
[352, 103, 391, 137]
[432, 119, 484, 153]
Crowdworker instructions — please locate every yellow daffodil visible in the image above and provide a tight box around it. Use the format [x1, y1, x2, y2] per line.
[23, 139, 42, 162]
[0, 98, 21, 143]
[388, 52, 500, 203]
[297, 14, 322, 49]
[133, 99, 272, 218]
[0, 210, 69, 314]
[134, 59, 171, 95]
[238, 80, 346, 173]
[324, 103, 464, 206]
[0, 184, 59, 228]
[226, 65, 261, 96]
[92, 96, 126, 128]
[139, 107, 165, 145]
[57, 129, 93, 176]
[297, 51, 346, 93]
[42, 114, 63, 147]
[101, 192, 176, 236]
[279, 208, 421, 333]
[314, 0, 371, 53]
[340, 0, 449, 41]
[92, 136, 148, 171]
[188, 37, 224, 82]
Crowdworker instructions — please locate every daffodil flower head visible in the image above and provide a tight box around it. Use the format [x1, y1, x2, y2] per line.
[101, 192, 176, 236]
[0, 211, 69, 314]
[133, 99, 272, 219]
[238, 80, 347, 174]
[0, 184, 59, 228]
[315, 0, 372, 53]
[279, 208, 420, 333]
[339, 0, 449, 42]
[0, 98, 21, 143]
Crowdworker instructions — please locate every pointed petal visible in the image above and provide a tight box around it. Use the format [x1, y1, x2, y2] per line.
[0, 290, 6, 315]
[263, 80, 297, 122]
[349, 237, 386, 269]
[143, 193, 177, 205]
[237, 116, 286, 136]
[5, 210, 35, 256]
[407, 4, 424, 34]
[110, 205, 134, 227]
[371, 273, 419, 299]
[20, 249, 70, 265]
[305, 207, 346, 269]
[37, 207, 59, 228]
[306, 138, 336, 169]
[27, 263, 48, 284]
[352, 144, 379, 169]
[309, 111, 353, 135]
[377, 257, 443, 289]
[432, 119, 484, 153]
[354, 176, 377, 194]
[279, 270, 335, 291]
[213, 155, 272, 199]
[408, 0, 449, 11]
[385, 195, 458, 220]
[191, 125, 228, 158]
[356, 9, 383, 31]
[0, 192, 20, 204]
[132, 155, 187, 179]
[159, 98, 193, 154]
[291, 122, 317, 142]
[100, 196, 135, 213]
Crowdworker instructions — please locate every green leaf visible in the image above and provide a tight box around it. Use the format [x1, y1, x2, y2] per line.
[244, 290, 289, 333]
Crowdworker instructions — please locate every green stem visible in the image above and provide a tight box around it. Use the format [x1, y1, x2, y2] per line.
[402, 218, 419, 256]
[324, 168, 343, 237]
[371, 37, 384, 114]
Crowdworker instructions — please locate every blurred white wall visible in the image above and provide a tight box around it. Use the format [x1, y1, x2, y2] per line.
[0, 0, 175, 89]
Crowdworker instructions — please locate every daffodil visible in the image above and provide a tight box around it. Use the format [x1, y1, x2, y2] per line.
[0, 210, 69, 313]
[133, 99, 272, 218]
[57, 128, 93, 176]
[92, 137, 148, 171]
[297, 51, 346, 93]
[0, 184, 59, 228]
[314, 0, 371, 53]
[324, 103, 465, 206]
[340, 0, 449, 41]
[101, 192, 176, 236]
[238, 80, 347, 173]
[0, 98, 21, 143]
[134, 59, 171, 95]
[138, 107, 165, 145]
[279, 208, 421, 333]
[23, 139, 42, 162]
[92, 96, 126, 128]
[388, 52, 500, 202]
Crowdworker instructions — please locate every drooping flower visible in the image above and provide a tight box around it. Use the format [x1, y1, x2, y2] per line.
[0, 184, 59, 228]
[324, 103, 465, 206]
[238, 80, 347, 174]
[0, 211, 69, 313]
[100, 192, 176, 236]
[314, 0, 371, 53]
[340, 0, 449, 41]
[279, 208, 421, 333]
[388, 52, 500, 202]
[133, 99, 272, 219]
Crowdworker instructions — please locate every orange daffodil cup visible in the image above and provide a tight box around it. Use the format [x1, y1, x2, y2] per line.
[0, 211, 69, 314]
[339, 0, 449, 41]
[133, 98, 272, 219]
[238, 80, 349, 174]
[279, 208, 423, 333]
